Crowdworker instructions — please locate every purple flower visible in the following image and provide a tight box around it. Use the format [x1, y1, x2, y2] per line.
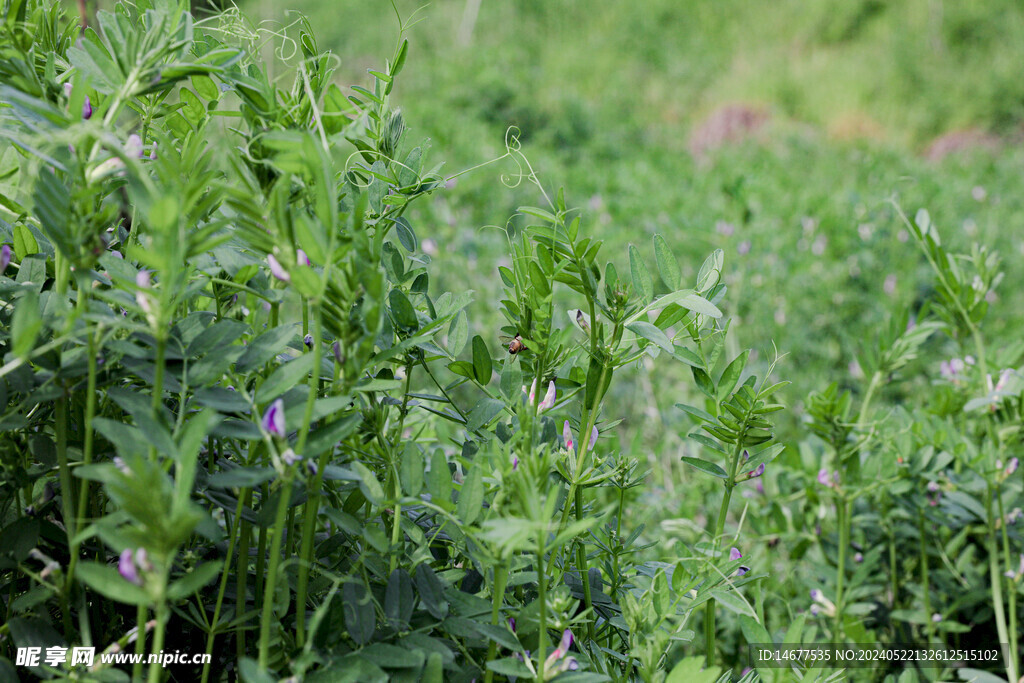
[304, 334, 314, 348]
[729, 547, 742, 561]
[119, 549, 142, 585]
[748, 463, 765, 479]
[267, 254, 290, 282]
[263, 398, 285, 437]
[281, 448, 301, 466]
[738, 240, 751, 255]
[854, 552, 863, 563]
[135, 548, 152, 572]
[297, 249, 310, 266]
[508, 617, 516, 632]
[563, 421, 574, 452]
[306, 460, 318, 477]
[539, 381, 556, 412]
[817, 468, 831, 487]
[510, 455, 519, 471]
[149, 141, 157, 160]
[124, 134, 144, 159]
[136, 270, 151, 289]
[333, 341, 343, 363]
[82, 95, 92, 120]
[931, 613, 941, 623]
[926, 481, 940, 493]
[0, 244, 10, 274]
[737, 566, 750, 576]
[810, 589, 821, 601]
[1006, 457, 1019, 476]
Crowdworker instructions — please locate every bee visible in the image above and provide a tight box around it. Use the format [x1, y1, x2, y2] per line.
[500, 334, 525, 355]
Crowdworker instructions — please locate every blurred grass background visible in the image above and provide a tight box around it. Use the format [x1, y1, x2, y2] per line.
[235, 0, 1024, 558]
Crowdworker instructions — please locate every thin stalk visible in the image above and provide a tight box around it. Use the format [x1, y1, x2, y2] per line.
[67, 325, 99, 591]
[995, 487, 1019, 681]
[258, 474, 295, 668]
[147, 601, 168, 683]
[705, 437, 745, 666]
[918, 510, 934, 644]
[535, 541, 548, 683]
[133, 604, 147, 680]
[483, 563, 509, 683]
[235, 488, 253, 664]
[985, 485, 1012, 681]
[200, 494, 246, 683]
[835, 497, 849, 641]
[294, 309, 324, 646]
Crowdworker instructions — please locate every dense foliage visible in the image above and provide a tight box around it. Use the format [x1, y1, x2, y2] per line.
[0, 1, 1021, 682]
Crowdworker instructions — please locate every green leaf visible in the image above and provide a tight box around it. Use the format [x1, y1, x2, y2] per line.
[256, 353, 315, 402]
[447, 310, 468, 356]
[167, 561, 223, 600]
[627, 321, 673, 353]
[680, 457, 727, 478]
[342, 582, 376, 645]
[235, 325, 298, 374]
[471, 335, 493, 385]
[207, 467, 276, 488]
[710, 588, 755, 617]
[457, 466, 484, 525]
[486, 659, 534, 678]
[426, 450, 452, 509]
[385, 569, 415, 630]
[499, 358, 523, 402]
[11, 290, 40, 360]
[717, 350, 750, 402]
[665, 656, 721, 683]
[389, 289, 418, 329]
[691, 367, 715, 399]
[76, 562, 150, 605]
[654, 290, 722, 318]
[629, 245, 653, 304]
[414, 564, 448, 620]
[12, 223, 38, 259]
[351, 462, 385, 505]
[399, 442, 424, 496]
[696, 249, 724, 293]
[467, 398, 504, 432]
[653, 234, 681, 290]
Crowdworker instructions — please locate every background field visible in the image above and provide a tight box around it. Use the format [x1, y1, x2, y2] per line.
[234, 0, 1024, 490]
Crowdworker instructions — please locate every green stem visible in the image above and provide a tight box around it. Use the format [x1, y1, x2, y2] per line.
[133, 604, 147, 681]
[259, 474, 294, 669]
[985, 485, 1012, 681]
[67, 325, 99, 593]
[995, 486, 1020, 681]
[918, 510, 934, 644]
[235, 488, 253, 664]
[147, 600, 168, 683]
[201, 494, 245, 683]
[535, 541, 548, 683]
[294, 308, 323, 646]
[835, 497, 849, 641]
[705, 437, 745, 667]
[483, 563, 509, 683]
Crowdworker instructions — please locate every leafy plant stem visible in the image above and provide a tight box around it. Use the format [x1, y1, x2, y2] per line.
[706, 436, 745, 666]
[294, 307, 323, 644]
[918, 509, 933, 644]
[985, 484, 1013, 682]
[994, 485, 1019, 680]
[483, 562, 509, 683]
[66, 323, 99, 593]
[535, 539, 547, 683]
[147, 599, 168, 683]
[236, 488, 253, 663]
[259, 472, 295, 669]
[201, 494, 245, 683]
[835, 496, 849, 641]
